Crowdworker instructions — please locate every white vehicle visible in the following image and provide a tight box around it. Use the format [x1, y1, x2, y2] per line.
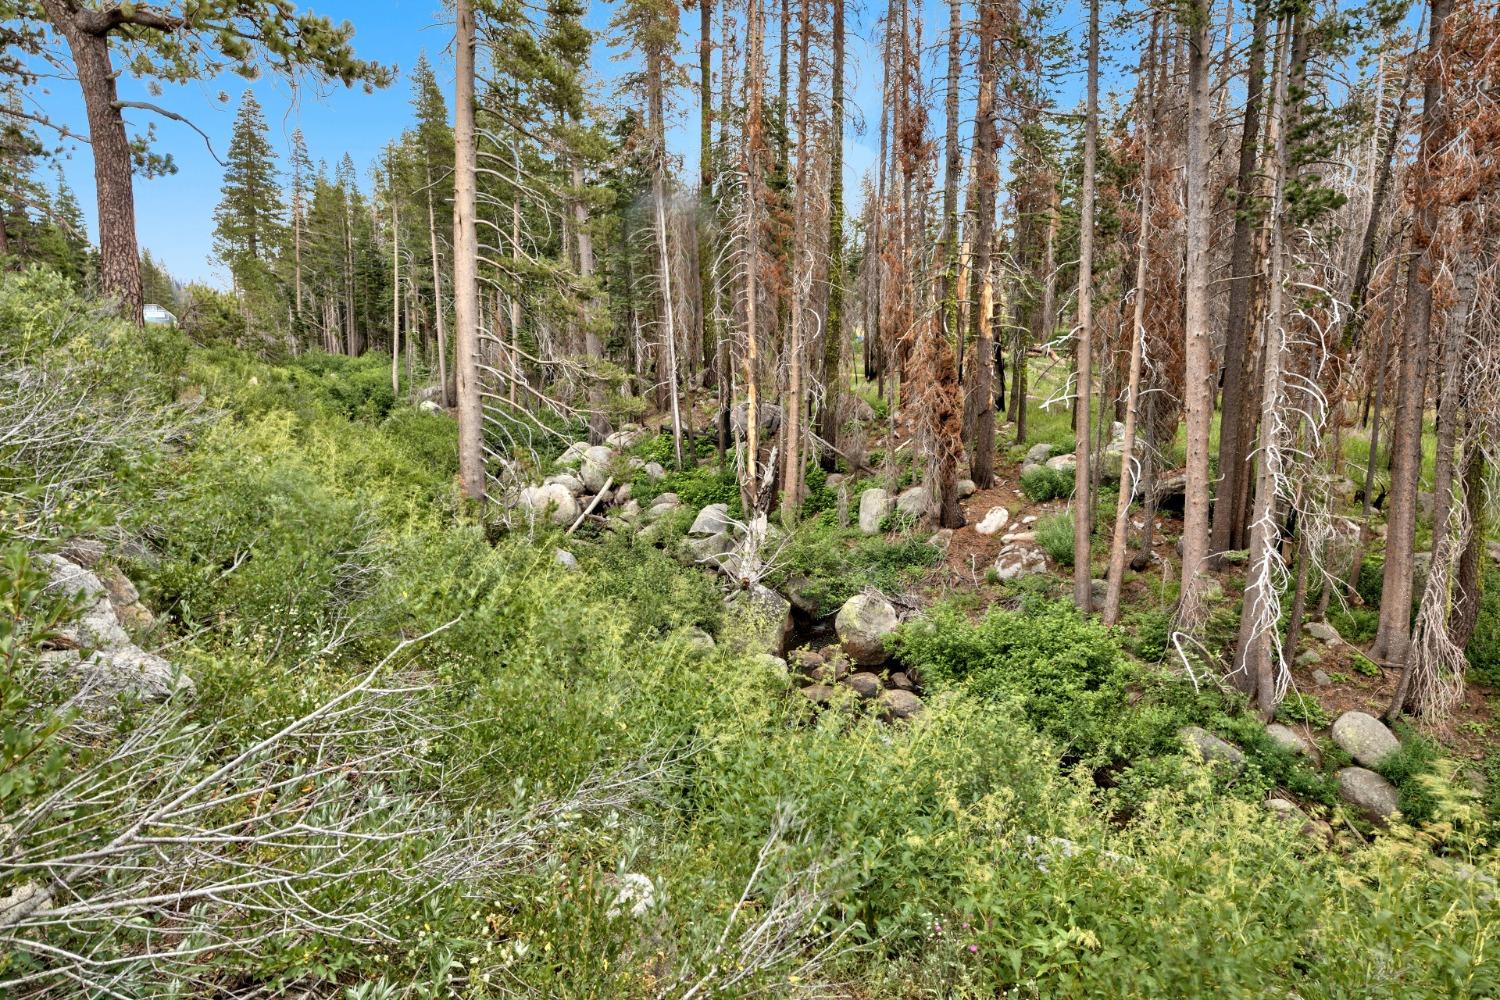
[143, 304, 177, 327]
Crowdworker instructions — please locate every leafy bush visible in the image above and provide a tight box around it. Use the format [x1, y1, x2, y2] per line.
[1020, 465, 1071, 502]
[1035, 512, 1075, 566]
[894, 601, 1179, 761]
[770, 522, 942, 616]
[1121, 607, 1172, 662]
[1276, 691, 1332, 728]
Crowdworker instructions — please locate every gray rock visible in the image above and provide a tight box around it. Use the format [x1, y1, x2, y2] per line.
[556, 441, 590, 468]
[543, 472, 586, 496]
[580, 445, 615, 493]
[1305, 621, 1341, 644]
[1264, 797, 1305, 821]
[605, 426, 647, 450]
[61, 538, 107, 568]
[880, 689, 924, 719]
[1296, 648, 1322, 667]
[844, 672, 883, 700]
[896, 486, 929, 519]
[993, 544, 1047, 581]
[1338, 766, 1400, 823]
[614, 482, 633, 504]
[40, 647, 192, 703]
[1312, 669, 1333, 687]
[1178, 726, 1245, 772]
[618, 499, 642, 522]
[858, 488, 894, 534]
[1025, 442, 1055, 464]
[975, 506, 1011, 536]
[1331, 711, 1400, 768]
[554, 548, 579, 571]
[926, 529, 954, 552]
[676, 627, 716, 655]
[835, 592, 900, 665]
[418, 399, 443, 414]
[751, 653, 789, 678]
[1265, 723, 1316, 758]
[643, 462, 667, 482]
[37, 555, 192, 702]
[725, 585, 793, 657]
[890, 671, 915, 691]
[687, 531, 736, 566]
[690, 503, 733, 537]
[956, 478, 978, 499]
[1045, 453, 1077, 475]
[518, 483, 579, 527]
[825, 473, 846, 491]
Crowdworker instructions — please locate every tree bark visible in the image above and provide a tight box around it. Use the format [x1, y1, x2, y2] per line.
[1210, 1, 1267, 557]
[453, 0, 485, 501]
[1073, 0, 1099, 608]
[40, 0, 144, 322]
[969, 2, 1000, 489]
[1104, 14, 1158, 628]
[1178, 0, 1215, 625]
[1373, 0, 1450, 666]
[818, 0, 846, 468]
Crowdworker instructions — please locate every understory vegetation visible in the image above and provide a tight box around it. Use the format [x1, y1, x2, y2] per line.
[3, 275, 1498, 996]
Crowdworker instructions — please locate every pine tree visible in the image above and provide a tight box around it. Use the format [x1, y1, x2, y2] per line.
[213, 93, 283, 288]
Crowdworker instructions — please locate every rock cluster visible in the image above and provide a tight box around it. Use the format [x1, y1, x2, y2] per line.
[38, 552, 192, 705]
[789, 606, 926, 721]
[511, 428, 657, 529]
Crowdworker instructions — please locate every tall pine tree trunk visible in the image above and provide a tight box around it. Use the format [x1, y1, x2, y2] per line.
[1073, 0, 1099, 608]
[40, 0, 144, 322]
[1211, 1, 1267, 557]
[1374, 0, 1450, 667]
[818, 0, 846, 467]
[1178, 0, 1215, 625]
[453, 0, 485, 501]
[969, 0, 1000, 489]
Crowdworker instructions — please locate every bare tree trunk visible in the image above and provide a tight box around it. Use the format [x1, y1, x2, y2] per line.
[1236, 13, 1291, 717]
[649, 51, 685, 469]
[779, 0, 814, 523]
[740, 0, 766, 514]
[1451, 435, 1486, 648]
[1178, 0, 1215, 626]
[1374, 0, 1450, 667]
[1389, 253, 1474, 718]
[969, 0, 1000, 489]
[1104, 14, 1158, 628]
[391, 179, 401, 398]
[1210, 1, 1267, 557]
[453, 0, 485, 501]
[1073, 0, 1099, 608]
[574, 161, 610, 443]
[425, 167, 450, 408]
[818, 0, 846, 467]
[1346, 292, 1397, 593]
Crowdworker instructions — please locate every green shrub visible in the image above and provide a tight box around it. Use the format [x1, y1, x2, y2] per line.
[1329, 602, 1379, 644]
[1121, 607, 1173, 662]
[1036, 512, 1075, 566]
[1020, 465, 1070, 502]
[1276, 691, 1332, 728]
[894, 601, 1177, 761]
[769, 521, 942, 616]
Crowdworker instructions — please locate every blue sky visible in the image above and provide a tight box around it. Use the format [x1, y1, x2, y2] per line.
[31, 0, 1100, 287]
